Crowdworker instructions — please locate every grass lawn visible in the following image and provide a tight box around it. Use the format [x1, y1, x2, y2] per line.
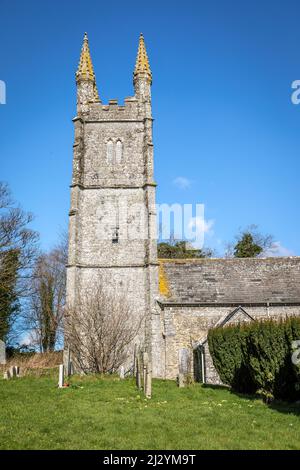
[0, 373, 300, 449]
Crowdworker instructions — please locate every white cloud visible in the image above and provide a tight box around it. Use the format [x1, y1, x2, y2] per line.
[173, 177, 191, 190]
[186, 216, 215, 249]
[188, 216, 215, 235]
[262, 241, 294, 257]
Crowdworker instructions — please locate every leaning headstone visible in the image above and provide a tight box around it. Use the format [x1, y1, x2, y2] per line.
[3, 370, 10, 380]
[0, 340, 6, 365]
[58, 364, 64, 388]
[119, 366, 125, 379]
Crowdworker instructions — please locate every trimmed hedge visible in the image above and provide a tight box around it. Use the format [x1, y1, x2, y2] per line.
[208, 317, 300, 402]
[207, 324, 256, 393]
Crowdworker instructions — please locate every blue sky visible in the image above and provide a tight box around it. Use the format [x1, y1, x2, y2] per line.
[1, 0, 300, 256]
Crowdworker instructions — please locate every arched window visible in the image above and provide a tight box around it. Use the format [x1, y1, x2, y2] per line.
[115, 140, 123, 164]
[106, 139, 114, 163]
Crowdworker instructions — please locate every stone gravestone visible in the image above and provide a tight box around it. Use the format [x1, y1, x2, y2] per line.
[58, 364, 64, 388]
[145, 364, 152, 399]
[119, 366, 125, 379]
[178, 348, 191, 387]
[0, 340, 6, 365]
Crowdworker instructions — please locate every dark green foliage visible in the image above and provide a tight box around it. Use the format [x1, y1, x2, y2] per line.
[282, 317, 300, 400]
[0, 181, 39, 344]
[0, 249, 20, 342]
[207, 324, 256, 393]
[244, 320, 288, 402]
[208, 316, 300, 402]
[39, 275, 56, 352]
[234, 233, 263, 258]
[158, 241, 212, 259]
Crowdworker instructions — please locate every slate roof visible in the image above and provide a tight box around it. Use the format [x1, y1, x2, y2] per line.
[158, 257, 300, 304]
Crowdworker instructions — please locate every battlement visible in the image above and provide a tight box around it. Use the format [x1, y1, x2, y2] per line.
[87, 95, 144, 121]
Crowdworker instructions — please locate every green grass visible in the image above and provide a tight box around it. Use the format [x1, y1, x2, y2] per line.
[0, 373, 300, 449]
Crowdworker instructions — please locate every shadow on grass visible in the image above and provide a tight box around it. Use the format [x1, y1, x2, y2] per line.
[268, 400, 300, 417]
[202, 382, 257, 401]
[202, 383, 229, 392]
[203, 383, 300, 416]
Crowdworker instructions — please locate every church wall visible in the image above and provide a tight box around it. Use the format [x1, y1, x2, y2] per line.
[66, 265, 151, 372]
[77, 266, 148, 311]
[82, 119, 146, 187]
[77, 187, 148, 266]
[151, 302, 165, 378]
[160, 304, 300, 381]
[80, 266, 148, 346]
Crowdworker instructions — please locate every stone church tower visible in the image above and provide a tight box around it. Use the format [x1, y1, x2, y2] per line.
[65, 33, 159, 372]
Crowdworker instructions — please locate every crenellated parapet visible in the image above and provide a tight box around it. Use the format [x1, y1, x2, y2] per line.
[85, 96, 144, 122]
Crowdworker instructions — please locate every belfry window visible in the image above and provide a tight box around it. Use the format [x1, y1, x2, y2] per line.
[106, 139, 123, 164]
[106, 139, 114, 163]
[115, 140, 123, 163]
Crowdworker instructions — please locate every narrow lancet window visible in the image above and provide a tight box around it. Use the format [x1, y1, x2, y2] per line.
[107, 139, 114, 163]
[116, 140, 123, 163]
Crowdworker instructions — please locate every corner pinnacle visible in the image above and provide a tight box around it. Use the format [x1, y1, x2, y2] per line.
[76, 32, 100, 101]
[134, 33, 152, 84]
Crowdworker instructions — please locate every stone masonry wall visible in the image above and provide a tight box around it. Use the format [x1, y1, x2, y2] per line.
[160, 304, 300, 381]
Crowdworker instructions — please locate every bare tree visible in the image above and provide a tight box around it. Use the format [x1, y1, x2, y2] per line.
[65, 284, 143, 374]
[27, 236, 67, 352]
[0, 182, 39, 343]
